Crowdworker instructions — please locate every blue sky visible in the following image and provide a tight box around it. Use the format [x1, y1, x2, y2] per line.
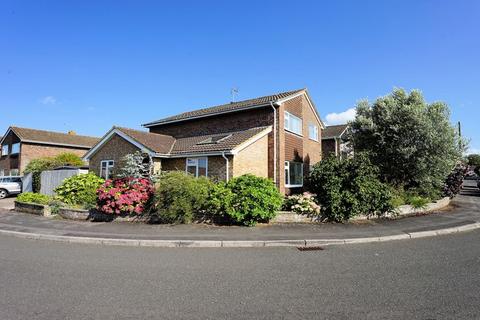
[1, 1, 479, 152]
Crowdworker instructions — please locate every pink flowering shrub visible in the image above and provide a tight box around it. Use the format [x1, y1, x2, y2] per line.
[96, 178, 154, 215]
[283, 192, 321, 216]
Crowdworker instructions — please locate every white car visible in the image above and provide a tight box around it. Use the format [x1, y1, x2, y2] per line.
[0, 177, 22, 199]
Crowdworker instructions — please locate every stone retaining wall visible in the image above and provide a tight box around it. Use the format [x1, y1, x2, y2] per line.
[14, 201, 51, 216]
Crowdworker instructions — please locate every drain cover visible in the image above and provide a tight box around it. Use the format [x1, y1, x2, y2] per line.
[297, 246, 324, 251]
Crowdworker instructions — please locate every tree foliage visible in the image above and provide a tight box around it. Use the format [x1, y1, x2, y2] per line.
[349, 88, 462, 198]
[306, 154, 394, 222]
[116, 151, 152, 179]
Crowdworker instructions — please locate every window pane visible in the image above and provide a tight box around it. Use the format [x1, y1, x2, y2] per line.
[11, 143, 20, 154]
[198, 167, 207, 177]
[187, 166, 196, 176]
[1, 145, 8, 156]
[198, 158, 207, 169]
[289, 162, 303, 186]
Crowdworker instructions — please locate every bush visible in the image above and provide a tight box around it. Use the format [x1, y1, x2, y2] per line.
[54, 153, 84, 167]
[116, 151, 152, 179]
[443, 163, 467, 198]
[17, 192, 51, 205]
[306, 155, 394, 222]
[349, 88, 463, 198]
[283, 192, 321, 216]
[153, 171, 213, 223]
[54, 173, 104, 209]
[407, 196, 430, 209]
[219, 174, 283, 226]
[97, 177, 154, 215]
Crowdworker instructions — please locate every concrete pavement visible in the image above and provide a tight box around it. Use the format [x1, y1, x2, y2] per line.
[1, 230, 480, 319]
[0, 181, 479, 247]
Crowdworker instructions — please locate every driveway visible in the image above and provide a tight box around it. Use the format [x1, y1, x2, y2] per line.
[0, 196, 16, 210]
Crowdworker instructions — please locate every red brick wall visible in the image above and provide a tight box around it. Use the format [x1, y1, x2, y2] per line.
[149, 108, 274, 138]
[20, 143, 88, 173]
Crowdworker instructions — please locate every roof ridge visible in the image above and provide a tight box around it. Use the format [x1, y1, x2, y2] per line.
[143, 88, 306, 127]
[10, 126, 99, 139]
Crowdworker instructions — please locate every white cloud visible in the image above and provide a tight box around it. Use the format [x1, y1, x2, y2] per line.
[325, 108, 356, 125]
[40, 96, 57, 105]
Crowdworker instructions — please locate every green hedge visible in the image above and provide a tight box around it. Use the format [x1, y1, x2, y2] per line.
[17, 192, 51, 205]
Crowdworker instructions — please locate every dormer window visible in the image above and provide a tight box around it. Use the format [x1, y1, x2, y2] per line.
[196, 134, 232, 145]
[284, 111, 302, 135]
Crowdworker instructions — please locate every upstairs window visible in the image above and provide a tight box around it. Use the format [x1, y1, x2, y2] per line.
[11, 143, 20, 154]
[285, 161, 303, 187]
[284, 111, 302, 135]
[100, 160, 115, 180]
[308, 124, 318, 141]
[1, 145, 8, 156]
[186, 157, 208, 177]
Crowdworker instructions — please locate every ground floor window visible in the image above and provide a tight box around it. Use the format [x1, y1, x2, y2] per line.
[10, 169, 19, 176]
[100, 160, 115, 179]
[0, 169, 4, 176]
[186, 157, 208, 177]
[285, 161, 303, 187]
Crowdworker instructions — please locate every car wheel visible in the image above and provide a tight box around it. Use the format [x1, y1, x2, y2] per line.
[0, 189, 7, 199]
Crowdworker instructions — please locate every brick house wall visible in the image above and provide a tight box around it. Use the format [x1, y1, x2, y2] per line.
[0, 129, 91, 175]
[278, 94, 322, 194]
[89, 134, 140, 176]
[232, 135, 269, 178]
[161, 156, 232, 182]
[148, 108, 276, 181]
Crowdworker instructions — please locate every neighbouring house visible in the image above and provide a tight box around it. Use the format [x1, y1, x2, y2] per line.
[84, 89, 325, 194]
[0, 126, 99, 176]
[321, 124, 352, 160]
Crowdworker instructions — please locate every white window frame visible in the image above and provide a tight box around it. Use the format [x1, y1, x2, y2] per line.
[100, 160, 115, 180]
[285, 161, 304, 188]
[284, 111, 303, 136]
[1, 145, 8, 156]
[9, 169, 19, 176]
[308, 123, 318, 141]
[186, 157, 208, 178]
[0, 169, 4, 177]
[11, 143, 20, 155]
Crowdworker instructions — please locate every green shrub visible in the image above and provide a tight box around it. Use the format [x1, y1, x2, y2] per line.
[54, 153, 84, 167]
[219, 174, 283, 226]
[54, 173, 104, 209]
[153, 171, 214, 223]
[306, 154, 394, 222]
[17, 192, 51, 205]
[406, 195, 430, 209]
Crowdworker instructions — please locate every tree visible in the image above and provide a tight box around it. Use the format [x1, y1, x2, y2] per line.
[467, 154, 480, 167]
[349, 88, 463, 198]
[116, 151, 152, 179]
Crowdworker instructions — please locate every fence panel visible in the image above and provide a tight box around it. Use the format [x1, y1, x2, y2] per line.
[40, 169, 82, 196]
[22, 173, 33, 193]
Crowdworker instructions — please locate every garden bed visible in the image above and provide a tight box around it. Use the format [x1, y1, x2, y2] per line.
[14, 201, 51, 217]
[58, 207, 90, 221]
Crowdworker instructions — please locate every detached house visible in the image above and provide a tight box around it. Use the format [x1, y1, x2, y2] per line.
[321, 124, 352, 159]
[84, 89, 324, 194]
[0, 127, 99, 176]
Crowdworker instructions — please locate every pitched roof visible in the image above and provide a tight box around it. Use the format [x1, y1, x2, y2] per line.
[6, 126, 99, 148]
[322, 124, 349, 139]
[171, 126, 271, 155]
[142, 89, 306, 127]
[83, 126, 272, 160]
[114, 127, 175, 154]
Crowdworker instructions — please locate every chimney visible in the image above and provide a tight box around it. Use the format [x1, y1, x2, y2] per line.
[67, 130, 76, 135]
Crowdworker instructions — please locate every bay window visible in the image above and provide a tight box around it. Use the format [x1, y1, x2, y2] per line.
[285, 161, 303, 187]
[284, 111, 302, 135]
[186, 157, 208, 177]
